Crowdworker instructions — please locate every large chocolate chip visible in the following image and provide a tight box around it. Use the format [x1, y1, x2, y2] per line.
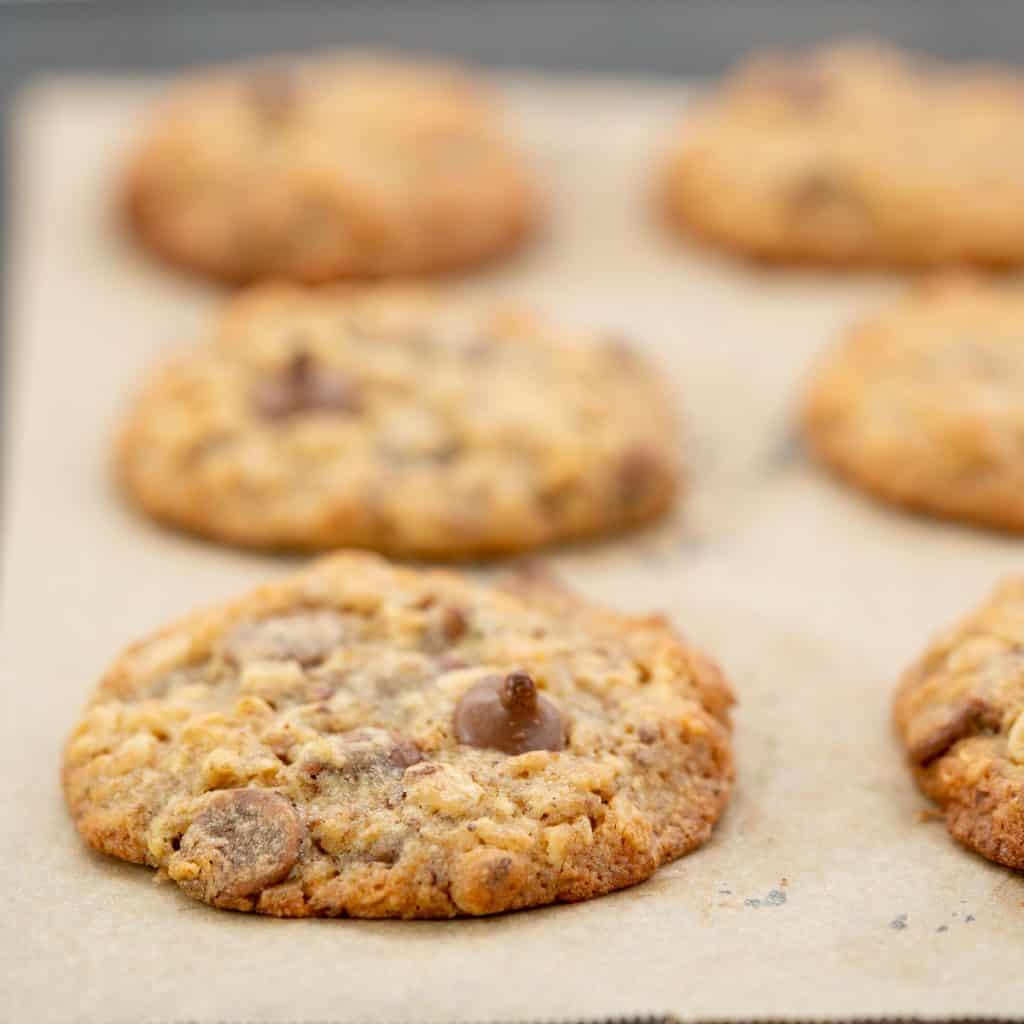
[177, 789, 304, 901]
[909, 696, 998, 766]
[254, 351, 362, 421]
[453, 671, 567, 755]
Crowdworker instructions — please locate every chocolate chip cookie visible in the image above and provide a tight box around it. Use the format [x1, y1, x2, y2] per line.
[662, 41, 1024, 267]
[117, 286, 679, 557]
[123, 53, 537, 283]
[803, 277, 1024, 531]
[62, 553, 735, 917]
[895, 578, 1024, 869]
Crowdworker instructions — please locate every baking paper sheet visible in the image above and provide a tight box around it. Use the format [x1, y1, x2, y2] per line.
[3, 74, 1023, 1023]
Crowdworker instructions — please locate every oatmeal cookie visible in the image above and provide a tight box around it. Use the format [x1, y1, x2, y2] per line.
[662, 42, 1024, 267]
[123, 53, 537, 282]
[62, 553, 734, 917]
[117, 285, 679, 557]
[895, 578, 1024, 869]
[803, 276, 1024, 531]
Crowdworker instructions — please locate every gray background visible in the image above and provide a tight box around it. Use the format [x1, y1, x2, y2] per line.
[3, 0, 1024, 439]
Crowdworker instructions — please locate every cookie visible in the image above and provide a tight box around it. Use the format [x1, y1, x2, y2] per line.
[123, 53, 537, 283]
[62, 552, 735, 918]
[802, 277, 1024, 532]
[895, 578, 1024, 869]
[662, 41, 1024, 267]
[117, 285, 679, 557]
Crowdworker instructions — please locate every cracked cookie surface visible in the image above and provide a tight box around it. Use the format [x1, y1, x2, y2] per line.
[117, 285, 679, 557]
[62, 553, 734, 918]
[802, 277, 1024, 532]
[123, 53, 537, 283]
[895, 578, 1024, 869]
[662, 41, 1024, 267]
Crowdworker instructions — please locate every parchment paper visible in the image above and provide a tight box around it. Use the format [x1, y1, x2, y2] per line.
[3, 73, 1023, 1024]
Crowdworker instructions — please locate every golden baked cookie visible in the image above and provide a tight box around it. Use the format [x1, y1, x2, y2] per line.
[803, 277, 1024, 531]
[123, 53, 537, 283]
[62, 553, 735, 918]
[117, 285, 679, 557]
[662, 41, 1024, 267]
[895, 578, 1024, 869]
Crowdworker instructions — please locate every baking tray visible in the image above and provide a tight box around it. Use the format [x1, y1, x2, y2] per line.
[2, 73, 1022, 1022]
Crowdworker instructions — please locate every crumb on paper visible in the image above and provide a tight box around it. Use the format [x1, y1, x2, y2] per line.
[745, 888, 787, 908]
[889, 913, 908, 930]
[916, 807, 943, 824]
[937, 925, 949, 933]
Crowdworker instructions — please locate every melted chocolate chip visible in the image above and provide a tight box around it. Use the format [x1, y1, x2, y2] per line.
[177, 789, 304, 901]
[453, 672, 567, 755]
[254, 351, 362, 421]
[247, 67, 297, 123]
[440, 606, 468, 644]
[365, 835, 404, 865]
[909, 697, 999, 766]
[219, 610, 351, 668]
[637, 725, 659, 745]
[422, 605, 470, 654]
[388, 737, 425, 771]
[788, 168, 860, 213]
[618, 445, 666, 509]
[324, 729, 423, 778]
[603, 335, 642, 367]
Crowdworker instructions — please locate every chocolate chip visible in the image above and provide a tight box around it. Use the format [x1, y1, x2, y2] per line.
[618, 445, 666, 509]
[322, 728, 423, 778]
[637, 725, 659, 745]
[758, 60, 829, 109]
[365, 835, 404, 866]
[253, 351, 362, 421]
[453, 672, 567, 755]
[218, 610, 351, 668]
[788, 169, 857, 212]
[388, 737, 424, 771]
[421, 605, 470, 654]
[440, 607, 468, 644]
[909, 697, 998, 766]
[247, 67, 297, 123]
[176, 789, 304, 901]
[602, 335, 642, 366]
